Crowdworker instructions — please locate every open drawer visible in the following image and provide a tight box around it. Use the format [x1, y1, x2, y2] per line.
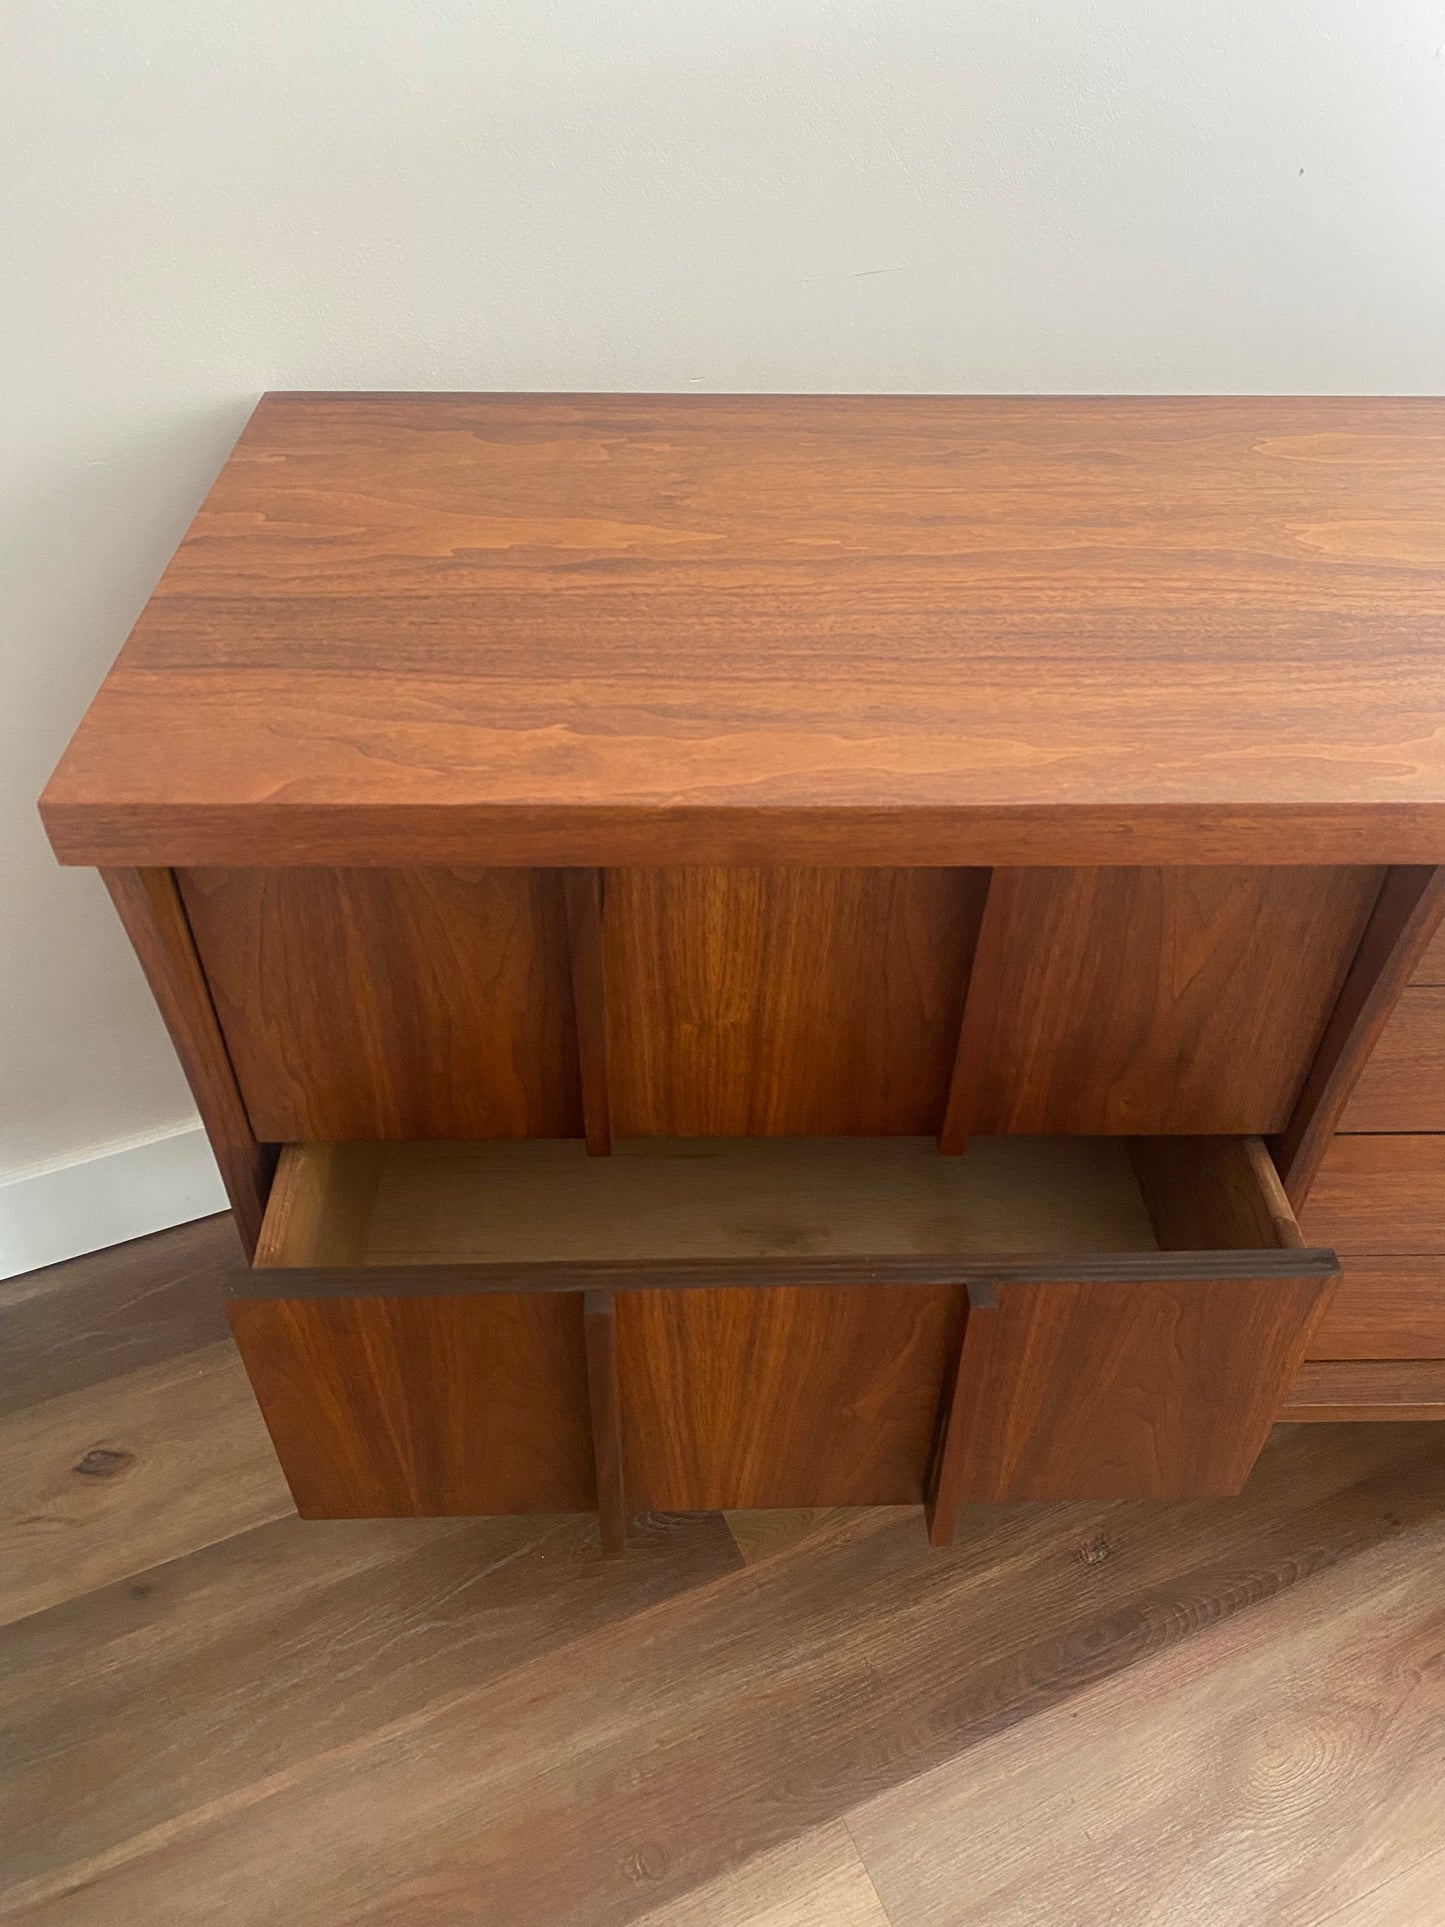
[226, 1135, 1338, 1543]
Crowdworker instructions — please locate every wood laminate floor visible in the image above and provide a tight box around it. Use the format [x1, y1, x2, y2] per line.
[2, 1217, 1444, 1925]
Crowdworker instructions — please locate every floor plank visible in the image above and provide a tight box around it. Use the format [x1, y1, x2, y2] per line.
[6, 1213, 1445, 1927]
[0, 1508, 742, 1891]
[1319, 1846, 1445, 1926]
[723, 1507, 869, 1564]
[6, 1423, 1440, 1927]
[0, 1342, 292, 1627]
[0, 1215, 235, 1418]
[633, 1822, 892, 1927]
[847, 1509, 1445, 1927]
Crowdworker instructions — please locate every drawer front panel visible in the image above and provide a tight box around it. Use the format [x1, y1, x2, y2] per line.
[950, 865, 1381, 1135]
[181, 867, 583, 1142]
[1281, 1358, 1445, 1420]
[616, 1283, 967, 1509]
[227, 1293, 595, 1517]
[1338, 988, 1445, 1131]
[602, 866, 987, 1137]
[1307, 1258, 1445, 1359]
[1303, 1136, 1445, 1254]
[942, 1270, 1332, 1503]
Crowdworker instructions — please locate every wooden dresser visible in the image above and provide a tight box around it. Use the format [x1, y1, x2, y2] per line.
[40, 393, 1445, 1552]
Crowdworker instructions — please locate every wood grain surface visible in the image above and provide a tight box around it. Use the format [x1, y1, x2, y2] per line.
[262, 1134, 1164, 1268]
[0, 1343, 291, 1627]
[179, 865, 581, 1140]
[631, 1824, 891, 1927]
[942, 865, 1381, 1137]
[41, 393, 1445, 869]
[933, 1270, 1331, 1508]
[603, 866, 985, 1136]
[1307, 1258, 1445, 1358]
[100, 869, 273, 1253]
[564, 868, 613, 1153]
[6, 1273, 1443, 1927]
[584, 1289, 628, 1554]
[1338, 985, 1445, 1130]
[252, 1142, 384, 1268]
[226, 1294, 595, 1516]
[0, 1508, 741, 1897]
[848, 1500, 1445, 1927]
[0, 1214, 234, 1417]
[1412, 919, 1445, 982]
[1275, 865, 1445, 1200]
[1302, 1134, 1445, 1252]
[1280, 1358, 1445, 1420]
[5, 1221, 1445, 1927]
[616, 1283, 967, 1509]
[1128, 1135, 1305, 1251]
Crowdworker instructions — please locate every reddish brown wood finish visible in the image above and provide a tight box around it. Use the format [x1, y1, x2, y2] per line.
[1128, 1136, 1305, 1251]
[564, 870, 613, 1155]
[225, 1294, 595, 1516]
[925, 1288, 996, 1547]
[1302, 1136, 1445, 1253]
[99, 868, 272, 1255]
[1280, 1358, 1445, 1421]
[1412, 921, 1445, 984]
[616, 1283, 968, 1510]
[932, 1270, 1332, 1513]
[604, 867, 985, 1136]
[1307, 1260, 1445, 1359]
[941, 866, 1380, 1139]
[1274, 866, 1445, 1203]
[584, 1289, 627, 1556]
[178, 867, 581, 1141]
[52, 400, 1445, 1522]
[1338, 986, 1445, 1132]
[42, 395, 1445, 870]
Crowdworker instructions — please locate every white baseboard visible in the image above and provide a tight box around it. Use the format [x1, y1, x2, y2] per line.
[0, 1124, 229, 1281]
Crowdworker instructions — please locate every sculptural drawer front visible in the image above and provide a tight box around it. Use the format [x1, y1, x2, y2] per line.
[179, 862, 1382, 1143]
[227, 1134, 1335, 1536]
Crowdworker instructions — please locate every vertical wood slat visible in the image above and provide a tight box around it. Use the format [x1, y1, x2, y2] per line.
[564, 869, 612, 1156]
[101, 867, 273, 1257]
[938, 869, 1015, 1154]
[584, 1288, 628, 1557]
[925, 1284, 997, 1544]
[1274, 865, 1445, 1209]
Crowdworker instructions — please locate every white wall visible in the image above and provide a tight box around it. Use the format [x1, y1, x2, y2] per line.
[4, 1, 1445, 1264]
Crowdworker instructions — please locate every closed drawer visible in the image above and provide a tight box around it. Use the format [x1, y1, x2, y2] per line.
[1307, 1257, 1445, 1359]
[1280, 1358, 1445, 1421]
[1338, 988, 1445, 1131]
[1302, 1135, 1445, 1254]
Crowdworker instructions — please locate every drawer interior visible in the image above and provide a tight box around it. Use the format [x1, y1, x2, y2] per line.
[234, 1133, 1332, 1522]
[253, 1133, 1312, 1273]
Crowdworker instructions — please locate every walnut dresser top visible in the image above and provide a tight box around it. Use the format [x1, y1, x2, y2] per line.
[39, 391, 1445, 869]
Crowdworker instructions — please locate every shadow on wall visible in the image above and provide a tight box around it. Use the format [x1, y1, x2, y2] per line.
[2, 399, 255, 1186]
